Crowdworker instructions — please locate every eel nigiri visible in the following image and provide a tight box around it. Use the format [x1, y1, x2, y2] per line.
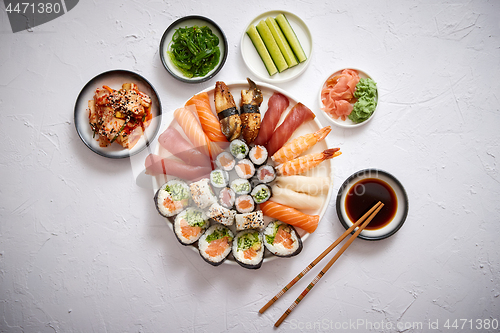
[215, 81, 241, 141]
[240, 78, 263, 143]
[260, 200, 320, 234]
[185, 92, 228, 143]
[254, 92, 289, 146]
[265, 102, 315, 156]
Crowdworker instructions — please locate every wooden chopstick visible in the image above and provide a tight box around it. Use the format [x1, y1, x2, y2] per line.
[259, 201, 383, 315]
[273, 202, 384, 327]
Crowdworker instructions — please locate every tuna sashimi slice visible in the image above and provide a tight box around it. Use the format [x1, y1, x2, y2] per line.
[254, 92, 289, 146]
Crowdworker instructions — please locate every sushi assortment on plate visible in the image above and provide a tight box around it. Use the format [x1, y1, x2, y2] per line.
[148, 79, 341, 267]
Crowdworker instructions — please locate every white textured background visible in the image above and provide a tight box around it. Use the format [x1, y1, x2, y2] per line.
[1, 0, 499, 332]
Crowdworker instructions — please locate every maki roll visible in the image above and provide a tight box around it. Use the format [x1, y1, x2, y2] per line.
[210, 169, 229, 188]
[263, 221, 303, 257]
[235, 159, 255, 179]
[251, 184, 272, 204]
[173, 207, 210, 245]
[230, 178, 251, 195]
[198, 224, 234, 266]
[154, 180, 191, 218]
[218, 187, 236, 209]
[208, 202, 236, 226]
[255, 164, 276, 184]
[215, 151, 236, 171]
[235, 210, 265, 231]
[248, 145, 268, 166]
[235, 194, 255, 213]
[189, 178, 217, 209]
[233, 230, 264, 269]
[230, 139, 249, 159]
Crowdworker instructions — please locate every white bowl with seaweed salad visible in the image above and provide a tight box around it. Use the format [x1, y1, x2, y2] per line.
[160, 15, 228, 83]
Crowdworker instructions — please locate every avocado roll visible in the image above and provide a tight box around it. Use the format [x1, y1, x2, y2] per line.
[262, 220, 303, 257]
[154, 179, 191, 218]
[233, 230, 264, 269]
[198, 224, 234, 266]
[173, 207, 210, 245]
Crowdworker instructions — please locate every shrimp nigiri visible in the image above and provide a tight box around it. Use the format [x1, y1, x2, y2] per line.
[275, 148, 341, 176]
[272, 126, 331, 164]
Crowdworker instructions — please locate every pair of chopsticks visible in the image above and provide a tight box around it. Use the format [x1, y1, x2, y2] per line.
[259, 201, 384, 327]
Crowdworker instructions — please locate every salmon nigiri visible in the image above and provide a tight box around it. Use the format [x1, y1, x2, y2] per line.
[174, 107, 211, 157]
[185, 92, 228, 143]
[260, 200, 320, 233]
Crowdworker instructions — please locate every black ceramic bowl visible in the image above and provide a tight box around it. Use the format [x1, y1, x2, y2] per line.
[159, 15, 228, 83]
[336, 169, 409, 241]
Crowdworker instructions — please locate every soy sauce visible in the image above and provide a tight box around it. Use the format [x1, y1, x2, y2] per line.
[345, 178, 397, 230]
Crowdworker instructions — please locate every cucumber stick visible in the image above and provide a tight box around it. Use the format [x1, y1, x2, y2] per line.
[265, 17, 298, 68]
[275, 13, 307, 63]
[256, 20, 288, 73]
[246, 25, 278, 76]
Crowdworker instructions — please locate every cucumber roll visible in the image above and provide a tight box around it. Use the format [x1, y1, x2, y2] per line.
[262, 220, 303, 257]
[233, 230, 264, 269]
[210, 169, 229, 188]
[173, 207, 210, 245]
[198, 224, 234, 266]
[251, 184, 271, 204]
[154, 180, 191, 217]
[230, 178, 251, 195]
[229, 139, 249, 159]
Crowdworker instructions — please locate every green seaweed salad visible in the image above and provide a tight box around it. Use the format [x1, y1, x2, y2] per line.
[168, 25, 221, 78]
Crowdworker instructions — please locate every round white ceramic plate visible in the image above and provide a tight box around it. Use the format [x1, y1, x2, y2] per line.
[336, 169, 408, 240]
[319, 68, 379, 128]
[74, 69, 162, 158]
[152, 81, 333, 265]
[241, 10, 313, 83]
[159, 15, 228, 83]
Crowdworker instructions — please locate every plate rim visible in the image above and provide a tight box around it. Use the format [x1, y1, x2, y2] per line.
[335, 168, 409, 241]
[318, 68, 379, 128]
[153, 79, 334, 264]
[159, 15, 228, 84]
[74, 69, 163, 159]
[240, 10, 313, 84]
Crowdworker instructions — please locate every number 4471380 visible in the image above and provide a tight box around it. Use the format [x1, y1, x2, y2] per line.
[5, 2, 62, 14]
[444, 318, 499, 330]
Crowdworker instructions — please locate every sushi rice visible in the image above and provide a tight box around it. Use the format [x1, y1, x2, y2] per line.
[208, 202, 236, 226]
[235, 210, 264, 231]
[189, 178, 217, 209]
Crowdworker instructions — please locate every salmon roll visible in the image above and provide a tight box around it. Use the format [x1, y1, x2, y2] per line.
[154, 180, 191, 218]
[235, 159, 255, 179]
[233, 230, 264, 269]
[235, 210, 264, 231]
[198, 224, 234, 266]
[235, 194, 255, 213]
[208, 203, 236, 226]
[248, 145, 268, 166]
[262, 220, 303, 257]
[189, 178, 217, 209]
[218, 187, 236, 209]
[215, 151, 235, 171]
[173, 207, 210, 245]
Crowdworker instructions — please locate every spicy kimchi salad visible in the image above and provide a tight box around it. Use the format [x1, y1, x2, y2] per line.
[88, 83, 153, 149]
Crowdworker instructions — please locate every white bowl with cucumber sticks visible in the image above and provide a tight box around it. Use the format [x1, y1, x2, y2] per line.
[241, 10, 313, 83]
